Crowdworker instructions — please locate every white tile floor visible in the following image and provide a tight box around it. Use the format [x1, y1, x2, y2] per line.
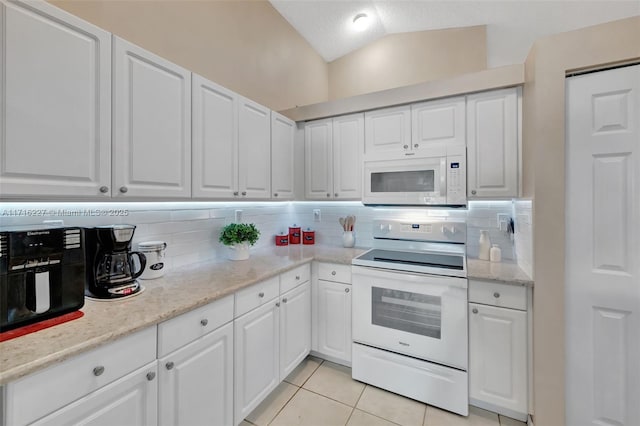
[243, 356, 527, 426]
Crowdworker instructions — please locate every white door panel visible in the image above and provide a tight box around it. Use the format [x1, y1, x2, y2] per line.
[271, 112, 295, 199]
[238, 97, 271, 198]
[565, 64, 640, 426]
[304, 119, 333, 199]
[333, 113, 363, 199]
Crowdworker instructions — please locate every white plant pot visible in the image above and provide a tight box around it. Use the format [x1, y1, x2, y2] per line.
[227, 242, 250, 261]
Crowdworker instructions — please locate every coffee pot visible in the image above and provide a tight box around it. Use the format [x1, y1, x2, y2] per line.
[85, 225, 146, 299]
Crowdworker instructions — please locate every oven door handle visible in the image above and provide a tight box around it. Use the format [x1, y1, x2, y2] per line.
[352, 266, 468, 289]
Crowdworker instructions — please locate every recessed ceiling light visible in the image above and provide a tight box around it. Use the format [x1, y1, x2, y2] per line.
[352, 13, 370, 32]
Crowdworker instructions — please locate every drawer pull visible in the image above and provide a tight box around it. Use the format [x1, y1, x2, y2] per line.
[493, 292, 501, 298]
[471, 190, 477, 195]
[275, 302, 280, 307]
[93, 366, 105, 377]
[233, 191, 239, 196]
[295, 275, 300, 280]
[258, 292, 265, 298]
[331, 271, 337, 276]
[200, 318, 209, 326]
[119, 186, 128, 193]
[146, 372, 156, 381]
[472, 308, 478, 314]
[166, 362, 175, 370]
[99, 186, 109, 194]
[282, 297, 288, 303]
[345, 288, 350, 293]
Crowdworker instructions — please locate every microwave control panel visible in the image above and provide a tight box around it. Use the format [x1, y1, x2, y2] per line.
[446, 155, 466, 205]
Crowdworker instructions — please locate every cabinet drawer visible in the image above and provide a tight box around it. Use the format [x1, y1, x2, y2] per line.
[5, 327, 156, 426]
[280, 263, 311, 294]
[318, 263, 351, 284]
[468, 279, 526, 310]
[158, 294, 234, 357]
[235, 276, 280, 317]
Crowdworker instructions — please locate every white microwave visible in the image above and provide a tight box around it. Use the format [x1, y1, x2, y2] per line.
[363, 151, 466, 207]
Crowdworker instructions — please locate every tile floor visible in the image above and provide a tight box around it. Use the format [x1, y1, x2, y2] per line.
[242, 356, 527, 426]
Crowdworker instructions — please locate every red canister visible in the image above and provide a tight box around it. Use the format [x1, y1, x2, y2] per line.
[302, 228, 315, 245]
[275, 233, 289, 246]
[289, 225, 301, 244]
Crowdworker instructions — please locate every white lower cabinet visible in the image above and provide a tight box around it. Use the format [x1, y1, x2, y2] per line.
[312, 262, 352, 365]
[469, 280, 528, 422]
[158, 322, 234, 426]
[31, 362, 158, 426]
[280, 281, 312, 380]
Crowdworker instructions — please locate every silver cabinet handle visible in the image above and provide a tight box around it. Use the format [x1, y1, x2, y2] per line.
[242, 191, 247, 196]
[274, 193, 278, 197]
[493, 292, 501, 298]
[403, 144, 408, 149]
[146, 372, 156, 381]
[200, 318, 208, 326]
[119, 186, 128, 193]
[326, 193, 331, 197]
[99, 186, 109, 193]
[414, 144, 419, 148]
[331, 271, 336, 276]
[233, 191, 239, 196]
[295, 275, 300, 280]
[282, 298, 288, 303]
[335, 193, 338, 197]
[275, 302, 280, 307]
[345, 288, 350, 293]
[472, 308, 478, 314]
[93, 366, 105, 376]
[166, 362, 174, 370]
[258, 292, 265, 298]
[471, 190, 477, 195]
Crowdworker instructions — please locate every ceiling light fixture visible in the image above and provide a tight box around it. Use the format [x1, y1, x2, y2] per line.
[352, 13, 370, 32]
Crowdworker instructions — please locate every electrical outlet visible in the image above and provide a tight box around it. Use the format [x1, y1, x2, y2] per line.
[313, 209, 321, 222]
[235, 210, 243, 223]
[497, 213, 510, 231]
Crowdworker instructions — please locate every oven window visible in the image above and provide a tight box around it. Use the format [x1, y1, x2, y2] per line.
[371, 287, 441, 339]
[370, 170, 435, 193]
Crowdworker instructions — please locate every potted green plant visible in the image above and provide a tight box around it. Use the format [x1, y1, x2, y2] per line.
[219, 223, 260, 261]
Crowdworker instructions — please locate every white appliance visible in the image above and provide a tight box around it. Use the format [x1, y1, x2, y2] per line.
[352, 219, 469, 416]
[362, 147, 466, 206]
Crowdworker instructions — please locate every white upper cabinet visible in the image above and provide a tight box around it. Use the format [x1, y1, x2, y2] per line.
[305, 118, 333, 199]
[411, 96, 466, 154]
[113, 36, 191, 198]
[192, 74, 238, 198]
[271, 112, 295, 200]
[333, 113, 364, 199]
[364, 105, 411, 160]
[0, 0, 111, 198]
[305, 114, 363, 200]
[238, 97, 271, 199]
[466, 88, 519, 198]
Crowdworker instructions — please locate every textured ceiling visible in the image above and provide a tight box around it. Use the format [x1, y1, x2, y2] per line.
[269, 0, 640, 66]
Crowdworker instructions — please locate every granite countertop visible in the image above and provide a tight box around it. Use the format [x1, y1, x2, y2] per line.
[0, 245, 532, 384]
[0, 245, 366, 385]
[467, 258, 534, 287]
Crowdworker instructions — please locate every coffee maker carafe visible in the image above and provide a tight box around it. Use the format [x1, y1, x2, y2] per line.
[86, 225, 146, 299]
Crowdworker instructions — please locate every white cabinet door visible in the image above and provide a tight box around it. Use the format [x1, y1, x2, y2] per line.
[466, 88, 518, 198]
[159, 322, 233, 426]
[411, 96, 465, 154]
[364, 105, 411, 160]
[469, 303, 527, 418]
[305, 118, 333, 199]
[316, 280, 352, 365]
[0, 0, 111, 198]
[31, 363, 158, 426]
[333, 113, 364, 200]
[279, 281, 311, 380]
[113, 36, 191, 198]
[271, 112, 295, 200]
[192, 74, 238, 198]
[234, 299, 280, 423]
[238, 97, 271, 199]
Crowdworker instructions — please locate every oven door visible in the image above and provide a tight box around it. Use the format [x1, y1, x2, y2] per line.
[363, 157, 446, 206]
[352, 265, 468, 370]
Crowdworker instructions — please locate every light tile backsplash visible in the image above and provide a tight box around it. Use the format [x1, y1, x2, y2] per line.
[1, 200, 533, 272]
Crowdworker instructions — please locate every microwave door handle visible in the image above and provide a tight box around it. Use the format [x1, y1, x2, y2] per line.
[440, 158, 447, 196]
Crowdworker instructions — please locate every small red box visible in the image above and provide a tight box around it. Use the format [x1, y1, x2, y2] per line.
[303, 229, 315, 245]
[289, 225, 301, 244]
[275, 234, 288, 246]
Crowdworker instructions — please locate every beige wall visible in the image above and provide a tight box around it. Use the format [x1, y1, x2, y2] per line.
[522, 16, 640, 425]
[48, 0, 328, 112]
[328, 26, 486, 101]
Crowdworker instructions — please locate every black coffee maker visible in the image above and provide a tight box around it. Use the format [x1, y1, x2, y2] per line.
[85, 225, 146, 299]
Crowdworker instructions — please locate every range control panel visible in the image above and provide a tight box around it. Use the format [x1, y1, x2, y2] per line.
[373, 219, 466, 243]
